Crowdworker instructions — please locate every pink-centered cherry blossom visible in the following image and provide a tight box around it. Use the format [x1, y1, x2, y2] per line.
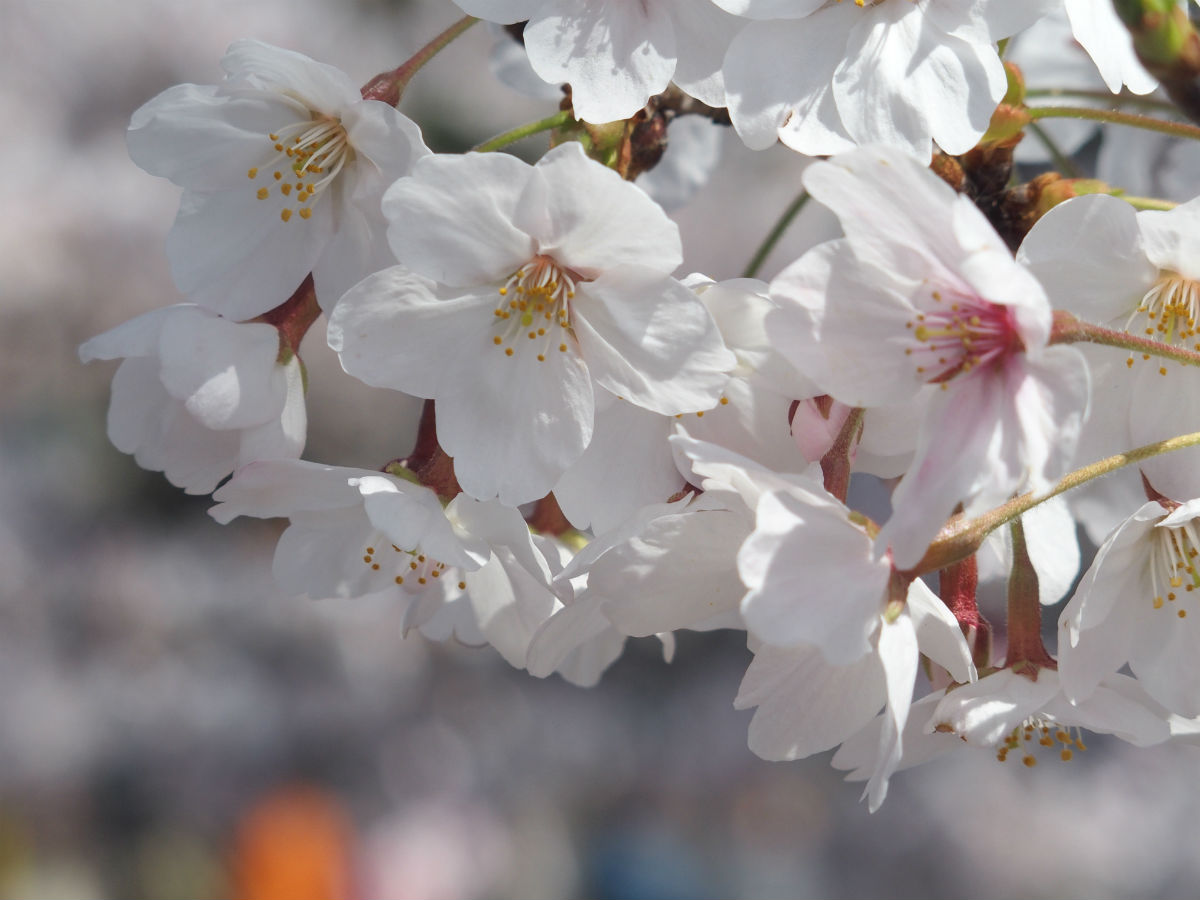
[769, 145, 1089, 568]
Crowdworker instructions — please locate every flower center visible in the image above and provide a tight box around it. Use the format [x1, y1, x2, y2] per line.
[491, 255, 580, 362]
[1124, 271, 1200, 375]
[246, 114, 354, 223]
[1148, 515, 1200, 619]
[996, 717, 1087, 766]
[360, 542, 464, 595]
[903, 288, 1022, 386]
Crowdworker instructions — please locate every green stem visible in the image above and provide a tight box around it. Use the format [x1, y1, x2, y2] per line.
[473, 110, 574, 152]
[1050, 310, 1200, 368]
[360, 15, 479, 106]
[1026, 104, 1200, 142]
[1118, 194, 1179, 210]
[1024, 88, 1179, 114]
[914, 429, 1200, 576]
[742, 190, 810, 279]
[1027, 121, 1082, 177]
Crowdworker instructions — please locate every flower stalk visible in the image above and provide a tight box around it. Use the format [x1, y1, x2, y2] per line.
[360, 15, 479, 106]
[1025, 104, 1200, 142]
[473, 110, 575, 152]
[913, 428, 1200, 576]
[1050, 309, 1200, 368]
[1004, 518, 1055, 672]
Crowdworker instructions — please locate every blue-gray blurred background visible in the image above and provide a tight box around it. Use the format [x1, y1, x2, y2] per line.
[5, 1, 1200, 897]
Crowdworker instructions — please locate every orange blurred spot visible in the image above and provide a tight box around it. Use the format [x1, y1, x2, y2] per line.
[230, 785, 353, 900]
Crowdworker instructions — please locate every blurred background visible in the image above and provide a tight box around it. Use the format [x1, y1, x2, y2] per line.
[6, 0, 1200, 897]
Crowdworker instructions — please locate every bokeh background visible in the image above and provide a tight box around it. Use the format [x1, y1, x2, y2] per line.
[6, 1, 1200, 897]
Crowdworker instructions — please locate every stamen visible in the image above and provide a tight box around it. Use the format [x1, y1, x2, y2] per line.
[491, 255, 582, 360]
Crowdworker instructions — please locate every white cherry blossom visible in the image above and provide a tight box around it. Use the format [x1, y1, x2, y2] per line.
[1059, 498, 1200, 717]
[769, 145, 1090, 568]
[1019, 193, 1200, 500]
[79, 305, 305, 495]
[329, 142, 734, 507]
[720, 0, 1055, 157]
[209, 459, 563, 647]
[735, 580, 973, 811]
[455, 0, 739, 123]
[931, 669, 1172, 762]
[127, 40, 429, 318]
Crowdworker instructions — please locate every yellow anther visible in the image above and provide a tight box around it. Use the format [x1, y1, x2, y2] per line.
[299, 208, 312, 220]
[256, 187, 269, 200]
[247, 167, 258, 178]
[280, 209, 292, 222]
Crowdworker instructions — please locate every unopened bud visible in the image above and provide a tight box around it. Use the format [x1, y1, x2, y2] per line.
[1032, 174, 1110, 216]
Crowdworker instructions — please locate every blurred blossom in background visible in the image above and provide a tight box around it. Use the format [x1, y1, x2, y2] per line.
[5, 0, 1200, 898]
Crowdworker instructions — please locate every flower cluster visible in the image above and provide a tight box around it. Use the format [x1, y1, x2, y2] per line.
[84, 0, 1200, 810]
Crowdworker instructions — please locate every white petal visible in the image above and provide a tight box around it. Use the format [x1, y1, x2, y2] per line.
[165, 185, 333, 320]
[907, 579, 975, 684]
[553, 400, 681, 533]
[724, 13, 854, 152]
[127, 84, 299, 191]
[736, 643, 886, 760]
[594, 506, 749, 636]
[574, 268, 733, 415]
[220, 40, 360, 115]
[158, 310, 285, 430]
[523, 0, 677, 123]
[453, 0, 545, 24]
[1017, 194, 1157, 323]
[739, 490, 889, 662]
[209, 459, 378, 524]
[515, 142, 681, 276]
[79, 306, 177, 363]
[236, 356, 307, 466]
[383, 152, 535, 286]
[866, 612, 918, 812]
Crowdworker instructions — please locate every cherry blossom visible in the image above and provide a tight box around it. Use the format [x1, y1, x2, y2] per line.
[1059, 498, 1200, 717]
[329, 142, 734, 507]
[209, 459, 565, 647]
[931, 669, 1172, 762]
[735, 581, 973, 812]
[769, 145, 1089, 567]
[454, 0, 739, 123]
[79, 305, 305, 495]
[127, 40, 429, 318]
[1019, 193, 1200, 500]
[719, 0, 1055, 157]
